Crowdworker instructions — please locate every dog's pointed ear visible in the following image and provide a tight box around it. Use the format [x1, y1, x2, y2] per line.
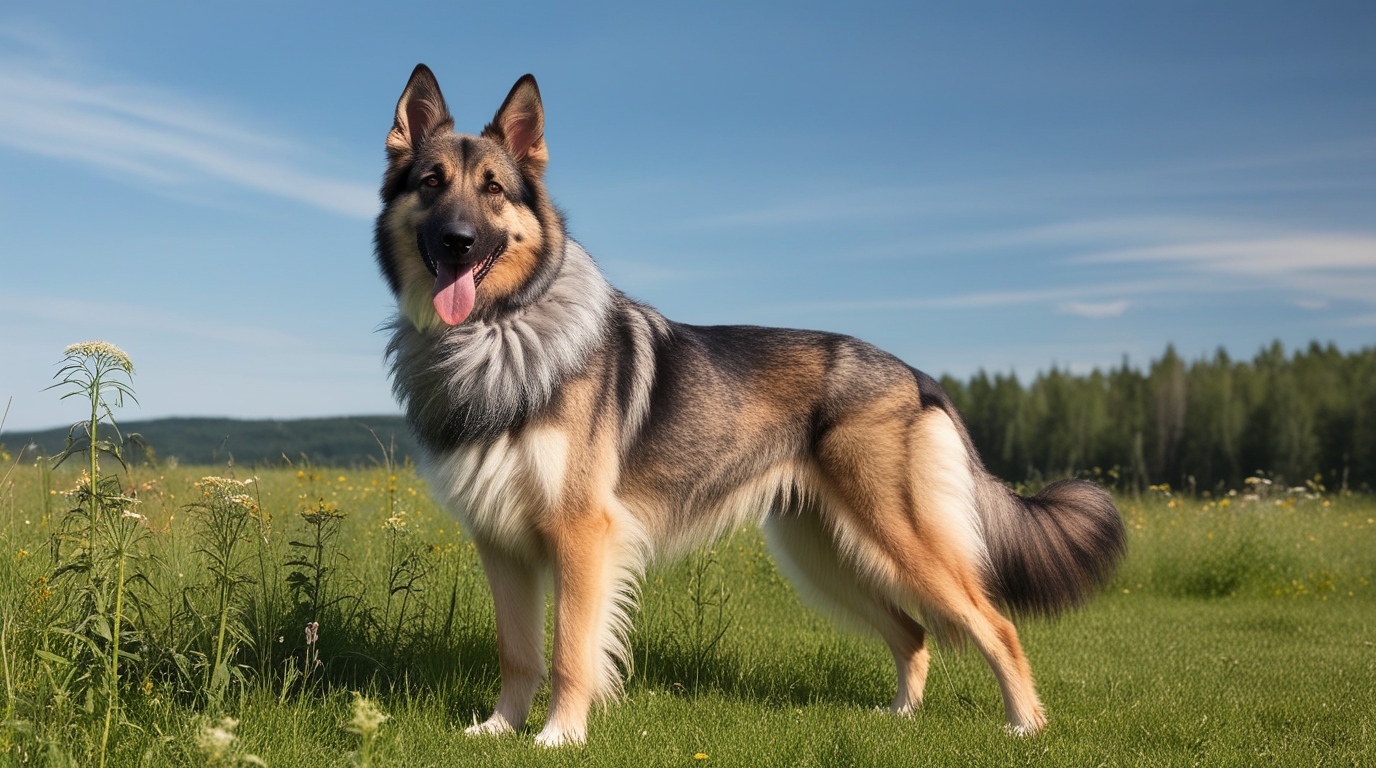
[483, 74, 547, 175]
[387, 64, 452, 158]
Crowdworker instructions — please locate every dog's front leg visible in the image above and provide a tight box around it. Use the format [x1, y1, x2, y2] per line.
[465, 541, 546, 737]
[534, 508, 623, 747]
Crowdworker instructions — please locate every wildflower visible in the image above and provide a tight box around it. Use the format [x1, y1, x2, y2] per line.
[301, 499, 344, 524]
[195, 716, 240, 763]
[122, 509, 147, 524]
[306, 621, 320, 646]
[345, 693, 389, 738]
[695, 753, 709, 760]
[63, 340, 134, 373]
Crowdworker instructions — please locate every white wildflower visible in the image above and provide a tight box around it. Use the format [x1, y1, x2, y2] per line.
[195, 716, 239, 763]
[345, 692, 389, 738]
[63, 340, 134, 373]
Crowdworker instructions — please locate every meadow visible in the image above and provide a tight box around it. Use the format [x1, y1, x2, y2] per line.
[0, 455, 1372, 766]
[0, 343, 1372, 767]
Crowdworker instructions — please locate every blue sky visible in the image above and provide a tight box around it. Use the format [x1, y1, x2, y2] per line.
[1, 1, 1373, 431]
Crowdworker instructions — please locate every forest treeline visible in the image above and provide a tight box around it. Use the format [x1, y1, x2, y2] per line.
[940, 341, 1376, 494]
[4, 343, 1372, 492]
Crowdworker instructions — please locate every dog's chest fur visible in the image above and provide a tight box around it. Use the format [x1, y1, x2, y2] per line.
[417, 427, 571, 557]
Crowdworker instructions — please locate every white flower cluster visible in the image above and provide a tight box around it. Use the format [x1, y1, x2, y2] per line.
[63, 340, 134, 373]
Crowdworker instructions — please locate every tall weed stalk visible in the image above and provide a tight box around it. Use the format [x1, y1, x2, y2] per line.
[45, 341, 142, 768]
[186, 477, 260, 705]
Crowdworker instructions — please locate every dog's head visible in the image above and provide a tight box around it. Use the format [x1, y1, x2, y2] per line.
[375, 65, 561, 330]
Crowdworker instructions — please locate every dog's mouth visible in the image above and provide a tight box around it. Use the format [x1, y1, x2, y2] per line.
[419, 235, 508, 326]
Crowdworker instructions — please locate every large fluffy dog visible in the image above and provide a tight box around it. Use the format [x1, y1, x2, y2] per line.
[375, 65, 1125, 746]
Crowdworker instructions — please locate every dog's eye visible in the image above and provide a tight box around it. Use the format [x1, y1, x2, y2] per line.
[486, 181, 503, 195]
[423, 175, 440, 188]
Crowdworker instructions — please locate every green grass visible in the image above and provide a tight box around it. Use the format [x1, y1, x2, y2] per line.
[1, 463, 1373, 766]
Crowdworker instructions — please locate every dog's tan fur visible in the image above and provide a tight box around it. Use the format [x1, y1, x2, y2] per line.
[375, 65, 1125, 747]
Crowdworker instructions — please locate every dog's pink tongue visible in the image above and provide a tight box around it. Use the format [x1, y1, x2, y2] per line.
[432, 262, 476, 325]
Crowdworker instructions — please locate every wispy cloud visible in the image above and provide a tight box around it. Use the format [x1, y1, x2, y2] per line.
[1058, 300, 1129, 319]
[1076, 234, 1376, 275]
[751, 279, 1179, 316]
[0, 33, 375, 218]
[0, 290, 312, 350]
[1070, 228, 1376, 306]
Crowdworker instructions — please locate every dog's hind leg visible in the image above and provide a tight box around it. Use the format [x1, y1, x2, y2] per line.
[466, 542, 546, 737]
[818, 405, 1047, 734]
[903, 563, 1046, 734]
[763, 510, 930, 714]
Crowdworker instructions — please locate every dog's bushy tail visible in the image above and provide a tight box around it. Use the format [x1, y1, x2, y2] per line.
[974, 476, 1126, 616]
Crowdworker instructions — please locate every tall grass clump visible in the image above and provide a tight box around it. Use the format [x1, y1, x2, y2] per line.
[637, 546, 736, 692]
[185, 477, 261, 704]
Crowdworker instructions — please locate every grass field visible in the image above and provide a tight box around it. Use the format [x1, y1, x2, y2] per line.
[0, 459, 1373, 766]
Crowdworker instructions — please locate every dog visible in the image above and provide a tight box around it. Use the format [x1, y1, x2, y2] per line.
[374, 64, 1126, 746]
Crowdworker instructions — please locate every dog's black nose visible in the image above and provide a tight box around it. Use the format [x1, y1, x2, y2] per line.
[441, 226, 477, 257]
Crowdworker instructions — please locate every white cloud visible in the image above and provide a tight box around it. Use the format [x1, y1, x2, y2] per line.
[1077, 234, 1376, 275]
[0, 44, 376, 218]
[1058, 300, 1129, 319]
[1068, 229, 1376, 307]
[751, 279, 1180, 315]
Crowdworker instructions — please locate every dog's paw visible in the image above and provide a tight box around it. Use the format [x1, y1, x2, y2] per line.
[1003, 717, 1046, 737]
[889, 700, 922, 718]
[533, 724, 585, 748]
[464, 713, 514, 737]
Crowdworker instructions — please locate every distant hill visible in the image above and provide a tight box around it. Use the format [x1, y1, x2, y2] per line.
[1, 415, 420, 468]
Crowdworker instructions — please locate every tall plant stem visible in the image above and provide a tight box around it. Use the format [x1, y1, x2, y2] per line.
[212, 578, 231, 695]
[98, 550, 126, 768]
[88, 378, 100, 558]
[2, 616, 13, 721]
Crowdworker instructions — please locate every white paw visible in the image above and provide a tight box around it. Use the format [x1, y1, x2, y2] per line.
[464, 713, 514, 737]
[890, 700, 922, 717]
[1004, 720, 1045, 737]
[533, 724, 585, 748]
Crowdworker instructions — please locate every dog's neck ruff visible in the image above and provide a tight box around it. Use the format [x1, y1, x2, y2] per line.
[387, 239, 614, 452]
